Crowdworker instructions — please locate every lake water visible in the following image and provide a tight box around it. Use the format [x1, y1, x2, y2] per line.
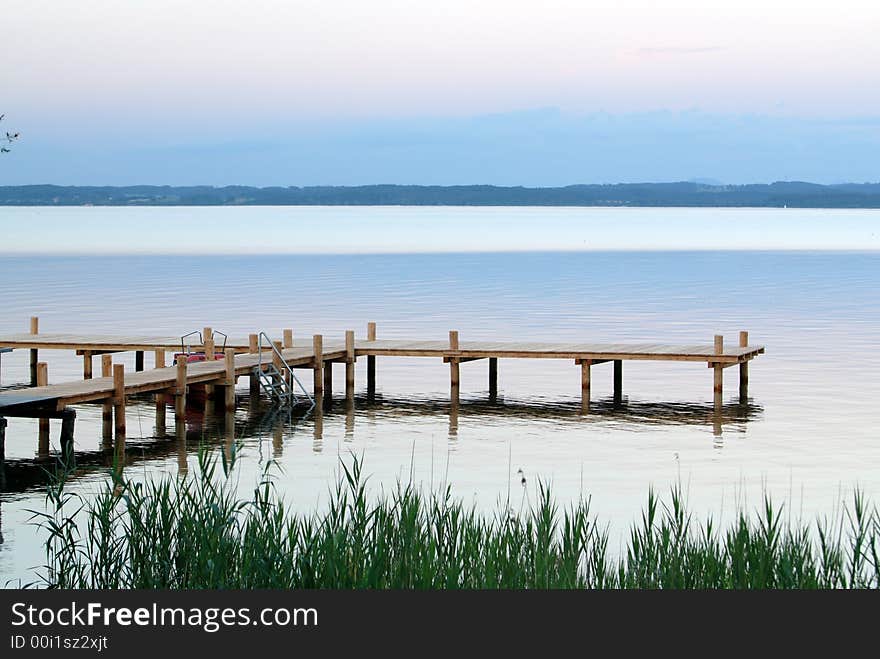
[1, 206, 879, 584]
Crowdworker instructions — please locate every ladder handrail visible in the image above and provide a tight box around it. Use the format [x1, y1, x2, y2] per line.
[257, 332, 314, 406]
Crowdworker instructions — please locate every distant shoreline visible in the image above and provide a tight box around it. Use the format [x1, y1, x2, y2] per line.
[3, 182, 880, 208]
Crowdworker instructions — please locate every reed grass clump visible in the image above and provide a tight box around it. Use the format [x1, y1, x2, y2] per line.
[31, 450, 880, 589]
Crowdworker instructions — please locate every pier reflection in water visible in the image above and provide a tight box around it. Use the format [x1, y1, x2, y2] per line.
[0, 391, 761, 495]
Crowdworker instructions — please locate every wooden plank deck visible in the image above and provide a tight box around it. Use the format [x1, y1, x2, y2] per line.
[0, 332, 256, 352]
[0, 345, 347, 411]
[354, 339, 763, 363]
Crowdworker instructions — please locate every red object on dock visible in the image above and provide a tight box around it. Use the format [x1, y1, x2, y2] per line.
[173, 352, 226, 363]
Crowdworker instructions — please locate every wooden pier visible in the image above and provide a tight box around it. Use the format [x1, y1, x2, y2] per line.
[0, 317, 764, 462]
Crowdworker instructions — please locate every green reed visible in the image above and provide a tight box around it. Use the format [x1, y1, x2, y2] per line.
[30, 449, 880, 589]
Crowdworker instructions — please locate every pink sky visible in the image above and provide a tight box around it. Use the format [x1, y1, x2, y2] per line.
[6, 0, 879, 125]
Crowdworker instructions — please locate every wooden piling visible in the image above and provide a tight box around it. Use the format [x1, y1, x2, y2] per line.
[29, 316, 38, 386]
[175, 355, 187, 419]
[203, 327, 215, 397]
[345, 330, 355, 400]
[248, 333, 260, 398]
[60, 409, 75, 464]
[224, 348, 236, 411]
[739, 330, 749, 404]
[135, 350, 144, 372]
[449, 330, 460, 402]
[489, 357, 498, 400]
[272, 339, 284, 389]
[714, 335, 724, 411]
[37, 362, 49, 445]
[101, 355, 113, 441]
[281, 329, 293, 387]
[367, 322, 376, 397]
[154, 349, 166, 432]
[581, 360, 591, 414]
[82, 350, 93, 380]
[313, 334, 324, 395]
[613, 360, 623, 407]
[323, 360, 333, 399]
[203, 327, 214, 360]
[0, 416, 6, 490]
[113, 363, 126, 446]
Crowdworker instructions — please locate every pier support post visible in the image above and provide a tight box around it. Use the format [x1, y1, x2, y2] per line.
[323, 360, 333, 401]
[154, 349, 166, 433]
[223, 348, 236, 412]
[175, 355, 187, 420]
[613, 360, 623, 407]
[248, 333, 260, 399]
[313, 334, 324, 395]
[282, 329, 294, 386]
[29, 316, 39, 386]
[0, 417, 6, 490]
[113, 364, 126, 457]
[203, 327, 214, 397]
[37, 362, 49, 454]
[366, 322, 376, 398]
[713, 335, 724, 412]
[489, 357, 498, 401]
[135, 351, 144, 372]
[580, 360, 591, 414]
[60, 409, 75, 464]
[449, 330, 460, 403]
[272, 340, 284, 390]
[101, 355, 113, 443]
[82, 351, 93, 380]
[345, 330, 355, 401]
[739, 331, 749, 404]
[204, 327, 214, 360]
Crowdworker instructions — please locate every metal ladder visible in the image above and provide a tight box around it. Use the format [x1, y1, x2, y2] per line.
[255, 332, 314, 408]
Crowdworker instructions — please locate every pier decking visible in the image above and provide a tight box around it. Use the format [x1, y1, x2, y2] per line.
[0, 317, 764, 464]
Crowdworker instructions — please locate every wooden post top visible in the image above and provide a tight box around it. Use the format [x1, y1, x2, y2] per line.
[714, 335, 724, 355]
[739, 331, 749, 347]
[101, 354, 113, 377]
[283, 328, 293, 348]
[224, 349, 235, 382]
[449, 330, 459, 351]
[313, 334, 323, 354]
[367, 322, 376, 341]
[345, 330, 355, 358]
[248, 333, 259, 353]
[36, 362, 48, 386]
[30, 316, 39, 334]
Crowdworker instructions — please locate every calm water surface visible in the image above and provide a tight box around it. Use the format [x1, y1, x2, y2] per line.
[1, 208, 879, 584]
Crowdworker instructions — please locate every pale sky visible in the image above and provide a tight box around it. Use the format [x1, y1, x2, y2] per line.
[2, 0, 879, 184]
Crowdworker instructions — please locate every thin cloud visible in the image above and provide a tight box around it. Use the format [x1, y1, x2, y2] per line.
[638, 46, 723, 55]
